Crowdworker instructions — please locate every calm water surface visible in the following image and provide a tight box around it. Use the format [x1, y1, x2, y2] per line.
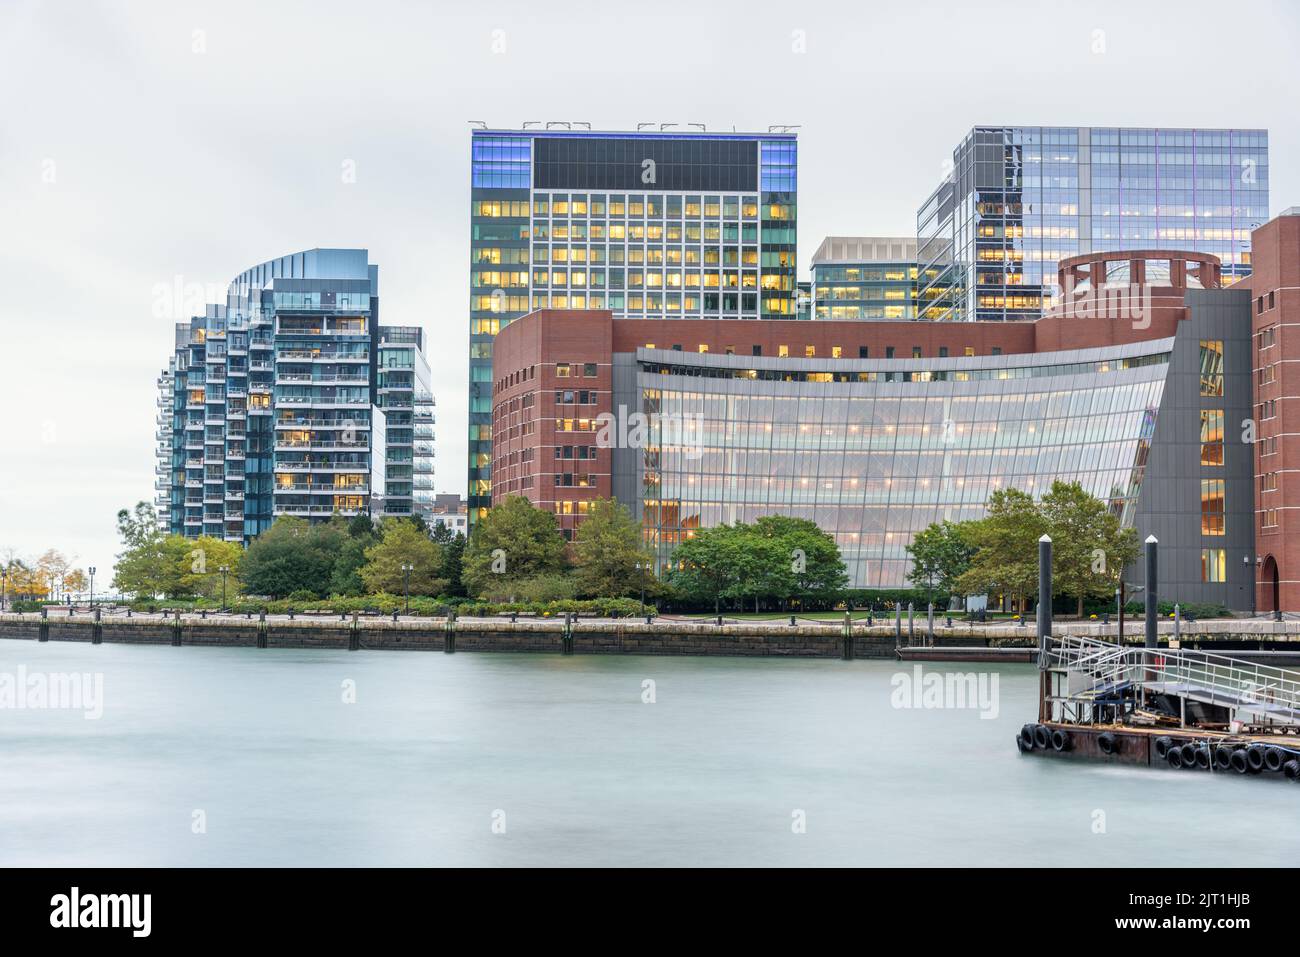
[2, 639, 1297, 867]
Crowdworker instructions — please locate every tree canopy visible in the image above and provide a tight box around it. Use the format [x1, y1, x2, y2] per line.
[461, 495, 568, 598]
[668, 517, 848, 612]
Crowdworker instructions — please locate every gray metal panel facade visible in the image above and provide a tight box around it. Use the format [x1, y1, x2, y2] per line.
[1130, 288, 1255, 609]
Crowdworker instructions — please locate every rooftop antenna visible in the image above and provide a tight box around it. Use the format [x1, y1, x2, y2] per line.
[572, 121, 591, 130]
[522, 120, 540, 129]
[659, 122, 678, 131]
[468, 120, 487, 129]
[545, 121, 571, 129]
[687, 122, 706, 131]
[636, 122, 655, 130]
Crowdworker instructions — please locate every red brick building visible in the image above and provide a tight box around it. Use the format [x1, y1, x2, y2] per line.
[1250, 209, 1300, 612]
[490, 246, 1262, 608]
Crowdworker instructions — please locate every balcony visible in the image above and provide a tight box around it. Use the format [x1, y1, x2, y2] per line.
[274, 503, 366, 516]
[274, 440, 369, 451]
[274, 484, 370, 495]
[276, 396, 369, 408]
[275, 418, 370, 430]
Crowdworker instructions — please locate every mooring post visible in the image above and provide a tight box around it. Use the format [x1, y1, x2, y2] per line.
[894, 602, 902, 648]
[562, 612, 574, 656]
[171, 609, 181, 647]
[1038, 534, 1052, 721]
[257, 608, 267, 649]
[444, 609, 456, 654]
[349, 612, 360, 651]
[907, 602, 914, 644]
[92, 606, 102, 645]
[39, 605, 49, 642]
[1173, 603, 1181, 645]
[1144, 535, 1158, 649]
[1038, 534, 1052, 662]
[927, 602, 934, 646]
[842, 610, 853, 660]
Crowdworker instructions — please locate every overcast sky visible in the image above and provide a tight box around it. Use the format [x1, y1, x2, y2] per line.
[1, 0, 1297, 584]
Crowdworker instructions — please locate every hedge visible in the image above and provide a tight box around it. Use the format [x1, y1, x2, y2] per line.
[127, 593, 653, 619]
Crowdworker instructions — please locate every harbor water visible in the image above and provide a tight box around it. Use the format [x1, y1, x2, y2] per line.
[2, 639, 1297, 867]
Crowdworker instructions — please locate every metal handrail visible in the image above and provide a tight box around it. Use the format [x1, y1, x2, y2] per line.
[1049, 634, 1300, 726]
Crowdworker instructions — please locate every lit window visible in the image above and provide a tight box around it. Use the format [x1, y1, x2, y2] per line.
[1201, 548, 1227, 583]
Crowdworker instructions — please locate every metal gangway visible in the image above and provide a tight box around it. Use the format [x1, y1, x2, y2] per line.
[1045, 634, 1300, 730]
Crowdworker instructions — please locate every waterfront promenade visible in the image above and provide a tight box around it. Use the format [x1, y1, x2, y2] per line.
[4, 609, 1300, 658]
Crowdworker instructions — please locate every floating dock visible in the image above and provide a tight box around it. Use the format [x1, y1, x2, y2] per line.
[1018, 634, 1300, 781]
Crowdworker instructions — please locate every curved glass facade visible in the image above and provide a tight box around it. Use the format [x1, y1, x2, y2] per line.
[634, 345, 1169, 588]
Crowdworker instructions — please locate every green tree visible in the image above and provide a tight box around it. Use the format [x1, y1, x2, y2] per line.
[111, 501, 170, 597]
[751, 515, 848, 607]
[360, 519, 447, 596]
[957, 488, 1047, 612]
[239, 517, 337, 599]
[432, 524, 467, 598]
[461, 496, 568, 598]
[176, 535, 244, 600]
[667, 524, 751, 614]
[1039, 480, 1138, 617]
[906, 520, 977, 608]
[571, 498, 653, 598]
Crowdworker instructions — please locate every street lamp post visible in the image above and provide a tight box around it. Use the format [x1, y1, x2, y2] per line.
[401, 563, 413, 616]
[88, 566, 96, 611]
[219, 565, 229, 614]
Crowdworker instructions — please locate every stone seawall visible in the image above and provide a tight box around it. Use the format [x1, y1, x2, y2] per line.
[0, 614, 898, 659]
[6, 612, 1296, 658]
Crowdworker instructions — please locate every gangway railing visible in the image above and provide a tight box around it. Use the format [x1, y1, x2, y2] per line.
[1046, 634, 1300, 729]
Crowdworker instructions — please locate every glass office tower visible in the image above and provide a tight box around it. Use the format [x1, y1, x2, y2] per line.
[916, 127, 1269, 321]
[467, 127, 798, 520]
[811, 237, 918, 320]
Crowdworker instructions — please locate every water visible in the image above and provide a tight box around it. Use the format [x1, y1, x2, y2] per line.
[2, 639, 1297, 867]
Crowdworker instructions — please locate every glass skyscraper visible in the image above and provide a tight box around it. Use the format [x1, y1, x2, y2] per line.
[467, 127, 798, 520]
[917, 126, 1269, 322]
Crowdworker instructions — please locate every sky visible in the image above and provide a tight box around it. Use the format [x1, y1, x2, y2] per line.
[1, 0, 1297, 585]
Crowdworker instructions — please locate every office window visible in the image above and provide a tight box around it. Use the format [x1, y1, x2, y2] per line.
[859, 346, 869, 359]
[1201, 548, 1227, 583]
[1200, 410, 1224, 466]
[1200, 340, 1224, 396]
[752, 345, 762, 357]
[1201, 479, 1225, 535]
